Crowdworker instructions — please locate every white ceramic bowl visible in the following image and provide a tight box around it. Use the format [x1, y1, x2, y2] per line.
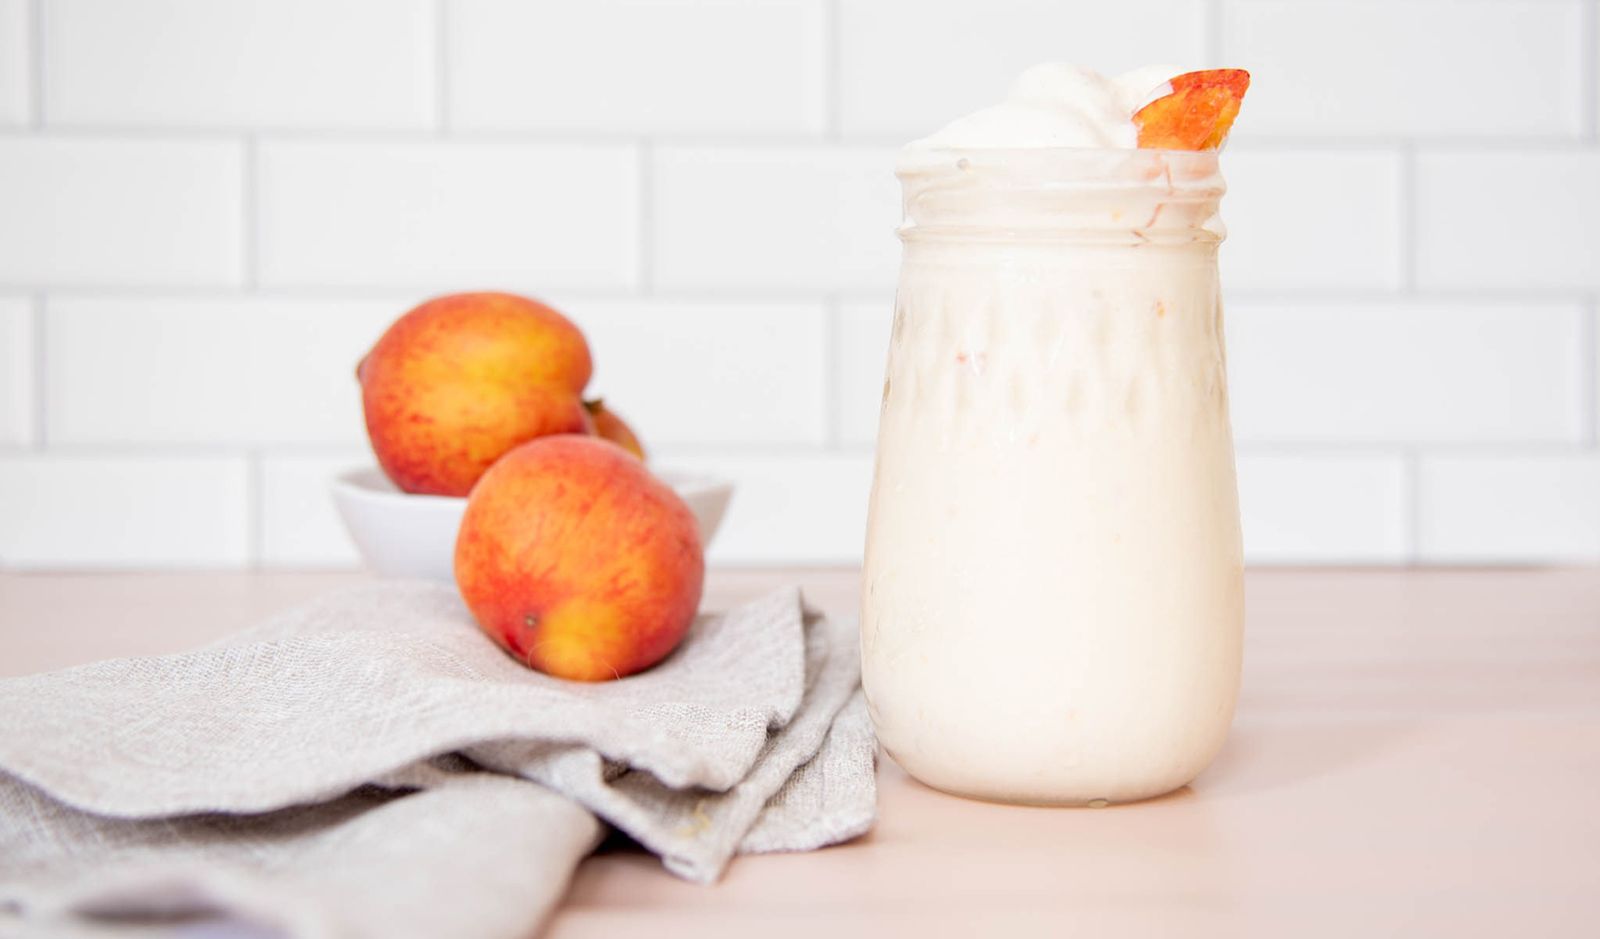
[332, 466, 734, 582]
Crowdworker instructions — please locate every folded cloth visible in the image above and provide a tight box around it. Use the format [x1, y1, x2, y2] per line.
[0, 582, 876, 939]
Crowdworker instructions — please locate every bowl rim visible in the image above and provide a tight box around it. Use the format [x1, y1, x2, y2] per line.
[332, 467, 464, 505]
[332, 464, 733, 504]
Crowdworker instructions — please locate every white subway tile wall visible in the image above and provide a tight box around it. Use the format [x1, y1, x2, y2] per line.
[1221, 150, 1404, 290]
[0, 297, 32, 446]
[835, 301, 895, 447]
[257, 142, 639, 288]
[837, 0, 1208, 139]
[1222, 0, 1586, 138]
[0, 457, 250, 568]
[1234, 453, 1410, 563]
[43, 0, 436, 129]
[260, 453, 366, 567]
[45, 298, 396, 445]
[0, 0, 1595, 570]
[658, 451, 876, 564]
[560, 299, 830, 446]
[1415, 151, 1600, 290]
[651, 147, 900, 291]
[0, 138, 243, 286]
[1227, 301, 1586, 444]
[0, 0, 28, 125]
[447, 0, 827, 134]
[1419, 456, 1600, 562]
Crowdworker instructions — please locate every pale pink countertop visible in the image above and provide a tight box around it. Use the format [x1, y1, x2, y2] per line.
[2, 568, 1598, 937]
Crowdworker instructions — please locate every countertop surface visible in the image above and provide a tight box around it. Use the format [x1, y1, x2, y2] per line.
[2, 568, 1598, 937]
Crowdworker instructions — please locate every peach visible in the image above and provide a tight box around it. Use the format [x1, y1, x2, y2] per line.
[358, 292, 593, 497]
[1135, 69, 1251, 151]
[454, 435, 704, 681]
[586, 400, 646, 461]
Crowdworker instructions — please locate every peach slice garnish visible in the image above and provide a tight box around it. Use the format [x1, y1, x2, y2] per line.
[1135, 69, 1250, 151]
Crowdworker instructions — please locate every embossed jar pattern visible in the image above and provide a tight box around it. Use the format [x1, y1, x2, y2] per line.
[862, 149, 1244, 806]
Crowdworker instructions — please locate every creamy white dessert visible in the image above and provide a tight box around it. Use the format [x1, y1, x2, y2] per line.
[861, 66, 1245, 805]
[905, 63, 1179, 150]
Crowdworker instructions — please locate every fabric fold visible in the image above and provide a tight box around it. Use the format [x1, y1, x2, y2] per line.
[0, 582, 876, 939]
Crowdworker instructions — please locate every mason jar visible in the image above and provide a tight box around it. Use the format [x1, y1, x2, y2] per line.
[861, 148, 1244, 806]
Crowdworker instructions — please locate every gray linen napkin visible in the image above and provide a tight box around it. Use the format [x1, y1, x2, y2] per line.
[0, 581, 876, 939]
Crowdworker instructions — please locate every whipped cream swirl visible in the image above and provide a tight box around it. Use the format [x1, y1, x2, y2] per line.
[906, 63, 1181, 150]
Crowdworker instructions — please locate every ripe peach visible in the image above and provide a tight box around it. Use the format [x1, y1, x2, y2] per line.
[454, 435, 704, 681]
[358, 292, 593, 497]
[586, 400, 646, 461]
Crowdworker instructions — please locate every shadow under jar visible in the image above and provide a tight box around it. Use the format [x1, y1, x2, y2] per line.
[861, 148, 1244, 806]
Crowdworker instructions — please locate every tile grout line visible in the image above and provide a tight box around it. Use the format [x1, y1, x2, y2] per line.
[31, 292, 46, 449]
[1402, 448, 1422, 565]
[1583, 293, 1599, 445]
[1584, 0, 1599, 140]
[0, 279, 1592, 306]
[823, 0, 841, 140]
[1231, 135, 1595, 151]
[1203, 0, 1224, 63]
[241, 135, 258, 290]
[1398, 140, 1417, 294]
[1232, 440, 1599, 456]
[1594, 300, 1600, 551]
[0, 124, 1595, 151]
[28, 0, 42, 126]
[19, 439, 1600, 460]
[636, 140, 653, 293]
[823, 294, 840, 448]
[246, 451, 264, 570]
[434, 0, 449, 135]
[31, 443, 380, 459]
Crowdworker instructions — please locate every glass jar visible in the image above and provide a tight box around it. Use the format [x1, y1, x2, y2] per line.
[861, 148, 1244, 806]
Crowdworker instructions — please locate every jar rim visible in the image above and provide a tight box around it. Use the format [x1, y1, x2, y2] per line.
[896, 147, 1226, 244]
[896, 146, 1223, 189]
[899, 145, 1223, 156]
